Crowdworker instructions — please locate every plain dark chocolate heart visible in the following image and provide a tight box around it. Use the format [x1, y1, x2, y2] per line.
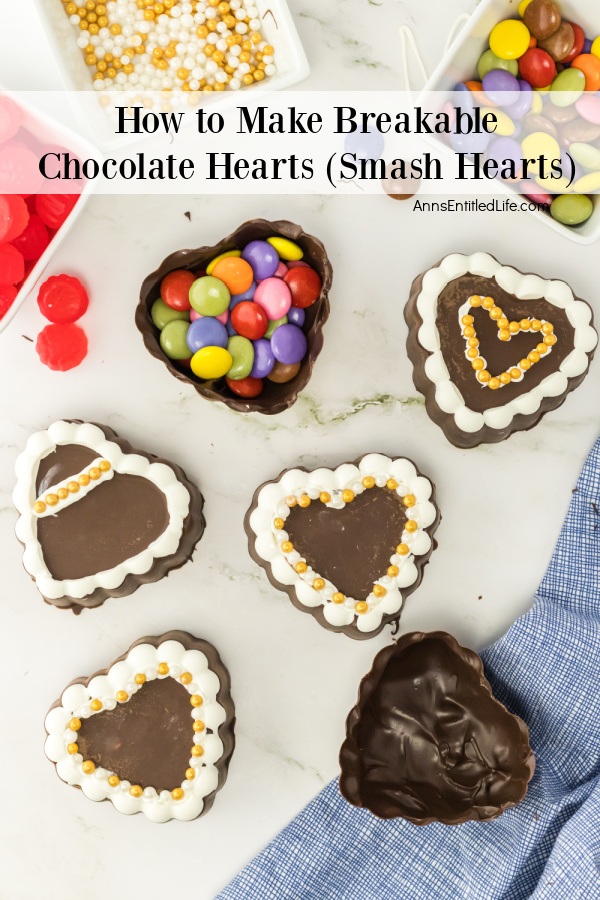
[35, 444, 170, 581]
[285, 489, 407, 599]
[77, 678, 193, 792]
[437, 275, 574, 412]
[340, 633, 534, 823]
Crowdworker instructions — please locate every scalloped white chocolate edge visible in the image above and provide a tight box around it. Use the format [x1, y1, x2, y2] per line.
[248, 454, 437, 634]
[13, 422, 190, 601]
[45, 638, 227, 823]
[415, 253, 598, 435]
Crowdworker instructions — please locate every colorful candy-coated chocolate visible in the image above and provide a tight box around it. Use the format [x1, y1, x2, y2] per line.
[570, 142, 600, 171]
[160, 269, 194, 311]
[490, 20, 531, 61]
[482, 107, 515, 136]
[241, 240, 279, 281]
[205, 249, 241, 276]
[190, 308, 229, 324]
[226, 335, 254, 380]
[226, 375, 264, 398]
[266, 236, 304, 261]
[450, 128, 491, 154]
[35, 194, 78, 230]
[211, 256, 254, 295]
[283, 266, 322, 309]
[486, 136, 524, 173]
[560, 118, 600, 145]
[265, 315, 287, 338]
[592, 36, 600, 59]
[539, 22, 575, 62]
[549, 67, 586, 106]
[562, 23, 585, 65]
[520, 114, 558, 139]
[571, 54, 600, 92]
[343, 129, 385, 161]
[572, 171, 600, 193]
[230, 300, 268, 340]
[250, 337, 276, 378]
[274, 262, 288, 277]
[521, 131, 560, 172]
[504, 80, 533, 118]
[550, 193, 593, 225]
[151, 298, 189, 330]
[286, 260, 310, 269]
[0, 96, 22, 144]
[0, 284, 17, 318]
[191, 345, 232, 379]
[35, 323, 88, 371]
[478, 50, 519, 80]
[267, 360, 301, 383]
[229, 281, 256, 304]
[159, 319, 192, 359]
[270, 323, 307, 365]
[576, 94, 600, 125]
[37, 275, 89, 324]
[518, 0, 534, 15]
[0, 194, 28, 243]
[11, 214, 49, 261]
[286, 306, 306, 327]
[189, 275, 230, 316]
[0, 243, 24, 285]
[254, 277, 292, 319]
[186, 316, 228, 353]
[522, 0, 561, 41]
[520, 180, 552, 205]
[544, 101, 578, 124]
[518, 47, 556, 87]
[482, 69, 520, 106]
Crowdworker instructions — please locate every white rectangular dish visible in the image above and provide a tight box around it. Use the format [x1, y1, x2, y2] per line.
[424, 0, 600, 244]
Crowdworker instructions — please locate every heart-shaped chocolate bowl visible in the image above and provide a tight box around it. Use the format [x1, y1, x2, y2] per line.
[44, 632, 235, 823]
[339, 632, 535, 824]
[136, 219, 332, 415]
[245, 454, 440, 639]
[13, 421, 205, 613]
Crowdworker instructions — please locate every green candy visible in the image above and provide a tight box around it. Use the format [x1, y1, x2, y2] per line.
[226, 335, 254, 380]
[477, 50, 518, 81]
[550, 193, 593, 226]
[550, 69, 585, 107]
[265, 315, 288, 338]
[570, 142, 600, 173]
[151, 298, 189, 330]
[189, 275, 230, 316]
[160, 319, 192, 359]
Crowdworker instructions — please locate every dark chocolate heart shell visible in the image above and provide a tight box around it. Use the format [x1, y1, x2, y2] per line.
[339, 631, 535, 824]
[245, 454, 440, 639]
[405, 253, 597, 448]
[136, 219, 332, 415]
[44, 631, 235, 823]
[13, 421, 204, 613]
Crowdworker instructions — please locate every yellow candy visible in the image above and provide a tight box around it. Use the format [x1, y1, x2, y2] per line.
[535, 174, 572, 195]
[592, 37, 600, 60]
[205, 250, 241, 275]
[191, 346, 233, 379]
[521, 132, 560, 174]
[266, 236, 303, 261]
[489, 20, 530, 60]
[518, 0, 533, 16]
[573, 172, 600, 194]
[481, 108, 515, 137]
[530, 91, 544, 115]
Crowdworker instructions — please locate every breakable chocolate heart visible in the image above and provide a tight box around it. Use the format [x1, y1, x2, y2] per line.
[137, 219, 332, 415]
[13, 421, 205, 613]
[245, 454, 440, 639]
[44, 632, 235, 823]
[339, 632, 535, 824]
[406, 253, 597, 448]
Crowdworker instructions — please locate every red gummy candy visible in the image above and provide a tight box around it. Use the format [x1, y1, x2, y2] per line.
[36, 194, 78, 230]
[37, 274, 89, 323]
[0, 194, 29, 243]
[0, 284, 18, 318]
[0, 97, 23, 145]
[11, 214, 49, 261]
[36, 323, 88, 371]
[0, 142, 42, 194]
[0, 243, 25, 285]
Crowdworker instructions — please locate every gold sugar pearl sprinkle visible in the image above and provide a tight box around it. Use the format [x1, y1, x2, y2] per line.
[531, 320, 542, 331]
[489, 307, 502, 321]
[135, 673, 146, 685]
[157, 663, 169, 675]
[332, 592, 345, 604]
[386, 479, 398, 491]
[355, 601, 369, 614]
[69, 718, 81, 732]
[520, 359, 531, 371]
[499, 372, 511, 385]
[180, 672, 192, 685]
[89, 467, 101, 480]
[130, 785, 143, 798]
[90, 699, 102, 712]
[108, 775, 120, 787]
[298, 495, 311, 508]
[402, 494, 416, 508]
[537, 343, 548, 355]
[319, 491, 331, 503]
[116, 690, 128, 703]
[482, 296, 494, 310]
[313, 578, 325, 591]
[193, 720, 205, 733]
[542, 322, 554, 335]
[46, 494, 59, 507]
[67, 743, 79, 755]
[362, 476, 376, 489]
[82, 760, 96, 775]
[191, 745, 204, 758]
[190, 694, 203, 708]
[461, 314, 474, 326]
[67, 481, 80, 493]
[186, 768, 196, 780]
[544, 334, 557, 346]
[281, 541, 294, 553]
[295, 561, 307, 574]
[488, 377, 501, 391]
[387, 565, 400, 577]
[342, 489, 355, 503]
[99, 460, 111, 472]
[373, 584, 387, 598]
[172, 788, 185, 801]
[478, 370, 491, 383]
[463, 326, 475, 339]
[470, 296, 482, 307]
[33, 501, 46, 514]
[510, 367, 522, 380]
[396, 544, 410, 556]
[498, 317, 509, 329]
[57, 488, 69, 500]
[472, 358, 485, 371]
[273, 518, 284, 530]
[405, 520, 418, 533]
[78, 474, 90, 486]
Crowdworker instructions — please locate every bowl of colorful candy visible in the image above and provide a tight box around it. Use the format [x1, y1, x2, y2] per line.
[136, 219, 332, 414]
[426, 0, 600, 243]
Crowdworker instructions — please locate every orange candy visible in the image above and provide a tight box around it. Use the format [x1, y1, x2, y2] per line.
[571, 54, 600, 92]
[211, 257, 254, 295]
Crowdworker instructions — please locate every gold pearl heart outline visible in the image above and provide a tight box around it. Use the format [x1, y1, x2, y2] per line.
[461, 295, 557, 390]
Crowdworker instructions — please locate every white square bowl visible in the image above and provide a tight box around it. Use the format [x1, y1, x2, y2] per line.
[424, 0, 600, 244]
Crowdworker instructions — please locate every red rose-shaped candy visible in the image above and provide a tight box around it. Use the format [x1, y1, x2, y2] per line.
[36, 323, 88, 371]
[37, 274, 89, 323]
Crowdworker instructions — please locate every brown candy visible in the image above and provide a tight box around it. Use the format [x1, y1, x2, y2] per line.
[539, 21, 575, 62]
[267, 360, 301, 383]
[380, 162, 420, 201]
[521, 114, 558, 140]
[561, 119, 600, 145]
[543, 100, 578, 125]
[523, 0, 562, 41]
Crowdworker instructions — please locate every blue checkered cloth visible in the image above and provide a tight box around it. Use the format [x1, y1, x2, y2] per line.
[220, 439, 600, 900]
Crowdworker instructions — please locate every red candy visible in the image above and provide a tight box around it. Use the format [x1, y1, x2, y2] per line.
[230, 300, 268, 340]
[36, 323, 88, 371]
[0, 243, 24, 285]
[0, 97, 23, 145]
[11, 214, 49, 260]
[0, 284, 17, 319]
[562, 23, 585, 65]
[161, 269, 194, 311]
[0, 142, 42, 194]
[37, 275, 89, 323]
[36, 194, 78, 230]
[518, 48, 556, 88]
[0, 194, 29, 243]
[226, 375, 264, 398]
[283, 266, 322, 309]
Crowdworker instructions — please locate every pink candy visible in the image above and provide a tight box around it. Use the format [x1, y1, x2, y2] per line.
[254, 277, 292, 319]
[190, 308, 228, 324]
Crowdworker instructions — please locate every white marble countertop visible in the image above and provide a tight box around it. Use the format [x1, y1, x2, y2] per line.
[1, 1, 599, 898]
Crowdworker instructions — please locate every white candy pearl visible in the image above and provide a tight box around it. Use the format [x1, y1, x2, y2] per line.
[265, 64, 276, 76]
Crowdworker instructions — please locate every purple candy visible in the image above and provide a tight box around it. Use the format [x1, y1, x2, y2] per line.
[287, 306, 306, 327]
[450, 128, 491, 154]
[583, 38, 593, 54]
[344, 129, 385, 161]
[226, 319, 237, 337]
[504, 80, 532, 120]
[186, 316, 228, 353]
[242, 241, 279, 282]
[230, 280, 256, 304]
[250, 337, 276, 378]
[486, 137, 524, 175]
[482, 69, 520, 107]
[270, 323, 307, 365]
